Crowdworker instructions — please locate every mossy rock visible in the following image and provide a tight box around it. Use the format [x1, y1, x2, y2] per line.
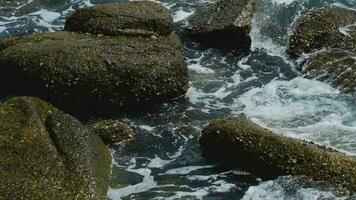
[65, 1, 173, 37]
[0, 97, 111, 199]
[0, 31, 188, 118]
[302, 48, 356, 93]
[201, 117, 356, 193]
[91, 119, 135, 145]
[288, 6, 356, 58]
[185, 0, 257, 53]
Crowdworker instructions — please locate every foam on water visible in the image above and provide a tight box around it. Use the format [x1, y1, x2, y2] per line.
[1, 0, 356, 199]
[242, 176, 348, 200]
[236, 77, 356, 155]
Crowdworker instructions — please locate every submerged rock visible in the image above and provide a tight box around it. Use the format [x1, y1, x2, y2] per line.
[65, 1, 173, 37]
[91, 119, 135, 145]
[185, 0, 257, 53]
[302, 49, 356, 93]
[288, 6, 356, 93]
[201, 117, 356, 193]
[0, 97, 111, 199]
[288, 6, 356, 58]
[0, 31, 188, 117]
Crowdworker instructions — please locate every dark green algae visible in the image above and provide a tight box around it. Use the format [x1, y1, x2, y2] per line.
[289, 6, 356, 58]
[65, 1, 173, 37]
[0, 96, 111, 199]
[0, 31, 188, 118]
[288, 6, 356, 94]
[201, 117, 356, 194]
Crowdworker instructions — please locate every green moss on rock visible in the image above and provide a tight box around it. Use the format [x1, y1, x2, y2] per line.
[303, 49, 356, 93]
[91, 119, 135, 145]
[185, 0, 257, 53]
[201, 117, 356, 193]
[0, 31, 188, 118]
[0, 97, 111, 199]
[65, 1, 173, 37]
[288, 6, 356, 58]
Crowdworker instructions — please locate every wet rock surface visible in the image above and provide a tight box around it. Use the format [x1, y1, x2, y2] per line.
[65, 1, 173, 37]
[201, 117, 356, 193]
[0, 97, 111, 199]
[185, 0, 257, 53]
[0, 17, 188, 118]
[288, 6, 356, 58]
[302, 49, 356, 93]
[91, 119, 135, 145]
[288, 6, 356, 93]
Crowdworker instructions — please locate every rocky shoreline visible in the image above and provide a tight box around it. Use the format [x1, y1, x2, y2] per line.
[0, 0, 356, 199]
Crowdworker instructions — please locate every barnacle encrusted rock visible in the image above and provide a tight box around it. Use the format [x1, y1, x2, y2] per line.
[288, 6, 356, 93]
[185, 0, 257, 53]
[0, 2, 188, 118]
[201, 117, 356, 193]
[302, 49, 356, 93]
[91, 119, 135, 145]
[288, 6, 356, 58]
[65, 1, 173, 37]
[0, 31, 188, 117]
[0, 97, 111, 199]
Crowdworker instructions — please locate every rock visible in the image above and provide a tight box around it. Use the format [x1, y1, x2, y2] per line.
[201, 117, 356, 193]
[185, 0, 257, 53]
[0, 97, 111, 199]
[65, 1, 173, 37]
[0, 31, 188, 118]
[91, 120, 135, 145]
[302, 49, 356, 93]
[288, 6, 356, 93]
[288, 6, 356, 58]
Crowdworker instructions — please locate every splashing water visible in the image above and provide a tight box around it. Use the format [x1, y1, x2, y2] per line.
[1, 0, 356, 199]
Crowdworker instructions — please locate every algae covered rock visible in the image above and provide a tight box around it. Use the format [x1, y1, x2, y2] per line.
[201, 117, 356, 193]
[91, 119, 135, 145]
[302, 49, 356, 93]
[0, 97, 111, 199]
[288, 6, 356, 93]
[0, 31, 188, 117]
[288, 6, 356, 58]
[65, 1, 173, 37]
[185, 0, 257, 53]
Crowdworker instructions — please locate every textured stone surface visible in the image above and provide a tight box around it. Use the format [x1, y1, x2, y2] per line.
[185, 0, 257, 53]
[0, 97, 111, 199]
[65, 1, 173, 37]
[0, 31, 188, 118]
[201, 117, 356, 193]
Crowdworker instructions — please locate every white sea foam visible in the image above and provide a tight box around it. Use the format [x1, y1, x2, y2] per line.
[172, 8, 194, 23]
[271, 0, 296, 5]
[108, 158, 158, 200]
[236, 77, 356, 155]
[242, 176, 348, 200]
[161, 165, 214, 175]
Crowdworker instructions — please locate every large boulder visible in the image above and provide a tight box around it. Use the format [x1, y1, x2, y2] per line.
[288, 6, 356, 93]
[0, 97, 111, 199]
[288, 6, 356, 58]
[201, 117, 356, 193]
[185, 0, 257, 53]
[0, 31, 188, 117]
[65, 1, 173, 37]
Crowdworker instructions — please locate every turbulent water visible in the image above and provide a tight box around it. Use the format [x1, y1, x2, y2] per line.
[1, 0, 356, 199]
